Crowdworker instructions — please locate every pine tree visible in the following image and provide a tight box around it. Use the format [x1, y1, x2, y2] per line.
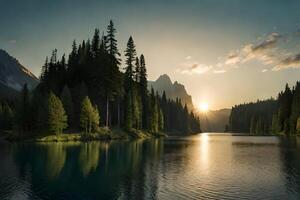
[40, 57, 49, 81]
[158, 107, 164, 131]
[278, 84, 293, 133]
[183, 104, 190, 133]
[92, 105, 100, 131]
[91, 29, 100, 58]
[250, 115, 257, 134]
[289, 82, 300, 134]
[149, 88, 159, 132]
[124, 36, 136, 92]
[1, 102, 14, 130]
[255, 117, 263, 135]
[106, 20, 120, 59]
[296, 117, 300, 134]
[60, 85, 74, 128]
[47, 92, 68, 135]
[139, 54, 148, 129]
[18, 84, 31, 132]
[134, 57, 140, 82]
[125, 92, 133, 131]
[80, 96, 99, 134]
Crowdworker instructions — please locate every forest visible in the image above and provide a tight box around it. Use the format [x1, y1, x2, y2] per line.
[0, 20, 201, 138]
[228, 82, 300, 135]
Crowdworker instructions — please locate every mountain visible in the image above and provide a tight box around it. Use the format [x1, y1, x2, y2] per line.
[148, 74, 194, 110]
[0, 49, 38, 91]
[198, 108, 231, 132]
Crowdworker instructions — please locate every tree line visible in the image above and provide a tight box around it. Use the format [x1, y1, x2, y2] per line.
[0, 20, 201, 136]
[228, 82, 300, 135]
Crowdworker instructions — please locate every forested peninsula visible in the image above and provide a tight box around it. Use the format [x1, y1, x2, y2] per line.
[228, 82, 300, 135]
[0, 20, 201, 142]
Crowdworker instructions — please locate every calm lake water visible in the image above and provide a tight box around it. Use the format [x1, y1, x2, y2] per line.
[1, 133, 300, 200]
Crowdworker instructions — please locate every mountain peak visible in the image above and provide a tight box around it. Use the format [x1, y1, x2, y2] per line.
[0, 49, 38, 90]
[149, 74, 194, 110]
[156, 74, 172, 85]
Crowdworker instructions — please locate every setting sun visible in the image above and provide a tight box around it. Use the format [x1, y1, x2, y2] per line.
[199, 102, 209, 112]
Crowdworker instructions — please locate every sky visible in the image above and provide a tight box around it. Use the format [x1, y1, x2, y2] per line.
[1, 0, 300, 110]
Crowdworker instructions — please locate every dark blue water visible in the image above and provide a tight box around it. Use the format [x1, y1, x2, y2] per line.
[1, 133, 300, 200]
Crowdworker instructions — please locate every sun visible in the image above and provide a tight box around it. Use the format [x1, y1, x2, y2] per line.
[199, 102, 209, 113]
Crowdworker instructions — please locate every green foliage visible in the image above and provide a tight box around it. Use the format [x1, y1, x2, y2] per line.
[60, 85, 74, 127]
[17, 84, 32, 132]
[229, 99, 276, 134]
[124, 36, 136, 92]
[296, 117, 300, 134]
[11, 20, 201, 137]
[158, 107, 164, 131]
[80, 96, 100, 134]
[0, 101, 14, 130]
[47, 92, 68, 135]
[125, 92, 133, 131]
[229, 82, 300, 135]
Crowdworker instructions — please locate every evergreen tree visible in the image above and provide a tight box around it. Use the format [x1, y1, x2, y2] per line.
[106, 20, 120, 59]
[158, 107, 164, 131]
[124, 36, 136, 92]
[91, 29, 100, 58]
[277, 84, 293, 133]
[139, 54, 149, 129]
[80, 96, 99, 134]
[47, 92, 68, 135]
[296, 117, 300, 134]
[40, 57, 49, 82]
[60, 85, 74, 128]
[0, 102, 14, 130]
[250, 115, 257, 134]
[125, 92, 133, 131]
[18, 84, 31, 132]
[134, 57, 140, 82]
[289, 82, 300, 134]
[149, 88, 159, 132]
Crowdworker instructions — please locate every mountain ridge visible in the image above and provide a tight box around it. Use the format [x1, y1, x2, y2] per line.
[0, 49, 38, 91]
[148, 74, 194, 110]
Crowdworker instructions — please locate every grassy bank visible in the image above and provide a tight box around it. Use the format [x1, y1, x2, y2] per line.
[5, 127, 167, 142]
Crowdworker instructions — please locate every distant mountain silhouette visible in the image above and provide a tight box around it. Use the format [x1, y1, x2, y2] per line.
[198, 108, 231, 132]
[0, 49, 38, 91]
[148, 74, 194, 110]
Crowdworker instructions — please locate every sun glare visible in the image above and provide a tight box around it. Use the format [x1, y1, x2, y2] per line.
[199, 102, 209, 112]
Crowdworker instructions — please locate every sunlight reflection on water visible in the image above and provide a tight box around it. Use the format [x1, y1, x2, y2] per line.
[0, 134, 300, 200]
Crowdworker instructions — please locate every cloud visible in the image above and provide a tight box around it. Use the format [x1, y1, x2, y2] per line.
[185, 56, 191, 60]
[273, 53, 300, 71]
[223, 32, 295, 70]
[225, 53, 240, 65]
[251, 32, 281, 52]
[213, 69, 226, 74]
[178, 30, 300, 75]
[177, 61, 212, 75]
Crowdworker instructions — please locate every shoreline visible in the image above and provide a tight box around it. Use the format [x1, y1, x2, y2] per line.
[3, 128, 167, 143]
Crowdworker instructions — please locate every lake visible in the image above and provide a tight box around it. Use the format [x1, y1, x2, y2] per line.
[1, 133, 300, 200]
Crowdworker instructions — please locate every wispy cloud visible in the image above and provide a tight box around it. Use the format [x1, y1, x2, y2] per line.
[213, 69, 226, 74]
[224, 32, 282, 66]
[177, 30, 300, 76]
[177, 61, 212, 75]
[223, 31, 300, 71]
[273, 53, 300, 71]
